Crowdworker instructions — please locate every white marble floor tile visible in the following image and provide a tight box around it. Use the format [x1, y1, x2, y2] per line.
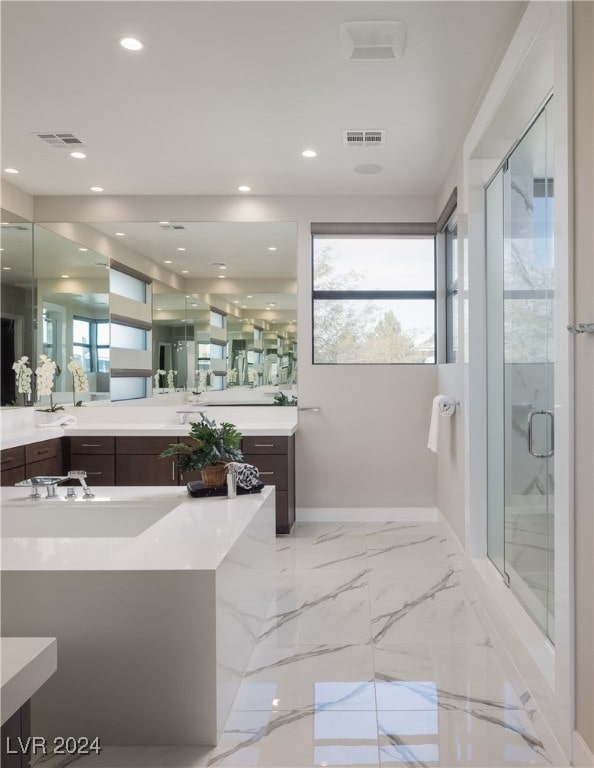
[370, 594, 489, 646]
[275, 543, 369, 573]
[365, 535, 455, 571]
[367, 566, 467, 610]
[372, 643, 532, 714]
[377, 707, 552, 767]
[208, 709, 381, 767]
[233, 643, 376, 711]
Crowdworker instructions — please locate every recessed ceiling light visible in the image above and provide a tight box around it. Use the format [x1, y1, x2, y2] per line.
[302, 149, 317, 158]
[90, 186, 103, 192]
[233, 300, 239, 304]
[4, 168, 19, 174]
[237, 185, 251, 193]
[246, 295, 253, 298]
[241, 305, 247, 308]
[2, 266, 11, 271]
[156, 307, 162, 311]
[159, 220, 169, 225]
[70, 151, 86, 159]
[120, 37, 144, 51]
[268, 246, 277, 252]
[268, 303, 277, 307]
[182, 270, 189, 274]
[191, 303, 198, 307]
[218, 265, 227, 270]
[164, 260, 172, 264]
[218, 275, 226, 279]
[115, 232, 125, 237]
[61, 274, 69, 278]
[78, 247, 88, 252]
[177, 247, 186, 252]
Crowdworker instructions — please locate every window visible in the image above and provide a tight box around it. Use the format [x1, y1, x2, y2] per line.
[312, 230, 436, 364]
[111, 376, 147, 401]
[72, 317, 110, 373]
[445, 222, 458, 362]
[111, 322, 148, 350]
[210, 309, 225, 329]
[110, 269, 148, 303]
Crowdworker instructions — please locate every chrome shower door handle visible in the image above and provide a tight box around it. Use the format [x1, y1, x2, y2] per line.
[527, 409, 554, 458]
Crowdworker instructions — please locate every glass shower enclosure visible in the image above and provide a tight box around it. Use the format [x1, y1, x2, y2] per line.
[486, 99, 555, 641]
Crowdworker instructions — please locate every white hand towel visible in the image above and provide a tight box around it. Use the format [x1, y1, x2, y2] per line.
[37, 414, 78, 428]
[427, 395, 456, 452]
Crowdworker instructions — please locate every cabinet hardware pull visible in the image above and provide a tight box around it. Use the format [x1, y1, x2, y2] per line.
[87, 472, 102, 476]
[259, 471, 274, 475]
[81, 443, 101, 448]
[253, 443, 274, 447]
[1, 457, 13, 463]
[37, 449, 50, 455]
[172, 461, 176, 481]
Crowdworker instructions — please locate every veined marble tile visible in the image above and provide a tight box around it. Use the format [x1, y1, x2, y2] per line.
[378, 705, 552, 767]
[370, 594, 489, 646]
[259, 569, 372, 645]
[274, 542, 369, 573]
[233, 642, 376, 711]
[295, 522, 368, 542]
[368, 567, 467, 610]
[208, 709, 380, 767]
[365, 535, 455, 571]
[372, 643, 531, 714]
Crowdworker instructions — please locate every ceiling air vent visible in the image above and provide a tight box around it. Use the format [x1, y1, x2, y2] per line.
[340, 21, 406, 60]
[160, 224, 186, 230]
[33, 132, 87, 148]
[343, 130, 386, 147]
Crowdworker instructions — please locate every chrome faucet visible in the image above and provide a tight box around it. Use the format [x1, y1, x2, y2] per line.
[176, 409, 205, 425]
[16, 471, 95, 499]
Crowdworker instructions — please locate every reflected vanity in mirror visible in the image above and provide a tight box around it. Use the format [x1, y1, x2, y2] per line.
[0, 219, 297, 406]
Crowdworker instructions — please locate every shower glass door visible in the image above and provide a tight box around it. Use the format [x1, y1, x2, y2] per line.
[486, 99, 555, 641]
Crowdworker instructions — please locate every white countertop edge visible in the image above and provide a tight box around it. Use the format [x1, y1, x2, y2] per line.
[1, 637, 58, 724]
[1, 485, 275, 572]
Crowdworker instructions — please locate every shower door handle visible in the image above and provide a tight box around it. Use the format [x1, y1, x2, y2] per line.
[527, 409, 554, 458]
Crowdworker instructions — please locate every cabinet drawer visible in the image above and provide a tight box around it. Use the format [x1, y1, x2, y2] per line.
[116, 454, 178, 486]
[242, 436, 288, 455]
[1, 464, 26, 487]
[27, 455, 63, 478]
[243, 453, 287, 490]
[25, 439, 61, 464]
[70, 436, 115, 454]
[70, 454, 115, 486]
[116, 436, 176, 455]
[0, 445, 25, 470]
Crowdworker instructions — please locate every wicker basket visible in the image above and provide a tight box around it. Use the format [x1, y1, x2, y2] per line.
[200, 462, 228, 488]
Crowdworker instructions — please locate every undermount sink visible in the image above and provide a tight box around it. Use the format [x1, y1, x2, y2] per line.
[0, 497, 180, 538]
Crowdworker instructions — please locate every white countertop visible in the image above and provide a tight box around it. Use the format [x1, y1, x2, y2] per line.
[1, 485, 274, 572]
[1, 637, 57, 724]
[0, 405, 298, 449]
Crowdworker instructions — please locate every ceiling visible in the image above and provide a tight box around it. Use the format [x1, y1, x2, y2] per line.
[1, 0, 525, 198]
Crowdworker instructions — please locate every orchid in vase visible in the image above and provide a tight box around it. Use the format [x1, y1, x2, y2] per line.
[67, 358, 89, 406]
[12, 356, 33, 405]
[35, 354, 64, 412]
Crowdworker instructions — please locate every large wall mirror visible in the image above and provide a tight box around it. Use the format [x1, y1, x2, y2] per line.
[0, 218, 296, 406]
[1, 209, 34, 406]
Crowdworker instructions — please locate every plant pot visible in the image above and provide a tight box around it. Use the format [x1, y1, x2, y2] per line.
[200, 462, 228, 488]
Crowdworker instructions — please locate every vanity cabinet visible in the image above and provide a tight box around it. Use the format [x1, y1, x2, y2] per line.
[115, 437, 179, 486]
[1, 439, 63, 487]
[0, 446, 26, 486]
[68, 436, 115, 486]
[242, 435, 295, 533]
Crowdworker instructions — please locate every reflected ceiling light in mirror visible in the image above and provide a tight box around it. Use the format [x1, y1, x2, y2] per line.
[78, 247, 88, 252]
[181, 269, 189, 274]
[268, 246, 277, 251]
[237, 185, 251, 192]
[3, 168, 19, 174]
[120, 37, 144, 51]
[61, 274, 69, 278]
[218, 275, 226, 279]
[164, 260, 172, 264]
[3, 266, 11, 271]
[115, 232, 126, 237]
[90, 186, 103, 192]
[159, 221, 169, 225]
[70, 151, 86, 159]
[301, 149, 317, 158]
[246, 295, 253, 298]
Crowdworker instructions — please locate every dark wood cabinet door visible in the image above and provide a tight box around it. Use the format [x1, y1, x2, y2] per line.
[26, 455, 63, 478]
[25, 438, 61, 464]
[1, 464, 26, 487]
[116, 454, 178, 486]
[70, 454, 115, 486]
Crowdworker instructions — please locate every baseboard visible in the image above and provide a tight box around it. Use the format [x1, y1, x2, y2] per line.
[295, 507, 439, 523]
[573, 730, 594, 767]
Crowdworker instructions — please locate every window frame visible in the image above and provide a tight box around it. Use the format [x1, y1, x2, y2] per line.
[311, 226, 437, 365]
[72, 315, 110, 373]
[444, 218, 458, 363]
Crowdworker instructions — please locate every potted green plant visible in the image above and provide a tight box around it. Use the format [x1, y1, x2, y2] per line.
[160, 413, 243, 487]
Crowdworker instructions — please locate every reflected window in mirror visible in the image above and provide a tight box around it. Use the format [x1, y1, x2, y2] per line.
[111, 269, 148, 303]
[72, 317, 110, 372]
